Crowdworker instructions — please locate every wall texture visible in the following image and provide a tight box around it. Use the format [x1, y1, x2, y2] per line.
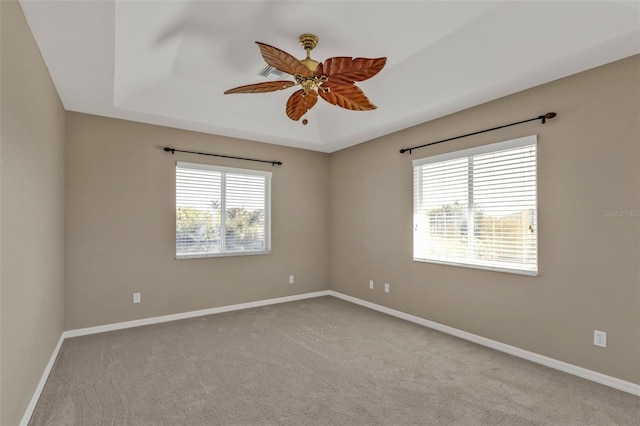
[330, 56, 640, 384]
[0, 1, 66, 424]
[65, 113, 330, 330]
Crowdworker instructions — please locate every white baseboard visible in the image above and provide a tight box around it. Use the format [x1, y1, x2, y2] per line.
[20, 335, 65, 426]
[63, 290, 331, 339]
[24, 288, 639, 425]
[327, 290, 640, 397]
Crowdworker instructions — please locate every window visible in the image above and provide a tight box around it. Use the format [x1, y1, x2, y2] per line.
[413, 135, 537, 275]
[175, 161, 271, 259]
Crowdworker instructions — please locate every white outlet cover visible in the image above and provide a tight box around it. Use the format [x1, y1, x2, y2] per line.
[133, 293, 141, 304]
[369, 280, 374, 289]
[594, 330, 607, 348]
[384, 283, 390, 293]
[289, 275, 294, 284]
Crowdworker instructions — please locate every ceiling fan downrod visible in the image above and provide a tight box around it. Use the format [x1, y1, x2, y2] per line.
[298, 33, 319, 72]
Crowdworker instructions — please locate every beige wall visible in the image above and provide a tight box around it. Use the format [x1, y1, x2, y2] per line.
[64, 113, 330, 330]
[330, 56, 640, 384]
[0, 1, 66, 424]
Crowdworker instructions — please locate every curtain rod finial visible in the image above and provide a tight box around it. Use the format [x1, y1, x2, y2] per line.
[540, 112, 557, 124]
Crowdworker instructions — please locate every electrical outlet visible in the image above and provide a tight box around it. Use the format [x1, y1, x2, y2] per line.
[384, 283, 389, 293]
[593, 330, 607, 348]
[133, 292, 141, 304]
[369, 280, 374, 289]
[289, 275, 294, 284]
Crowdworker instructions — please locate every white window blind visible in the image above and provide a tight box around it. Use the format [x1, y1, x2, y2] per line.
[176, 161, 271, 259]
[413, 135, 537, 275]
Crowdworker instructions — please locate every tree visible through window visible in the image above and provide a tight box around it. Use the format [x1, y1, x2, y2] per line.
[413, 135, 537, 275]
[175, 162, 271, 258]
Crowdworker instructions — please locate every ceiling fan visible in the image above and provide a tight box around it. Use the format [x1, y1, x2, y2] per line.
[224, 34, 386, 122]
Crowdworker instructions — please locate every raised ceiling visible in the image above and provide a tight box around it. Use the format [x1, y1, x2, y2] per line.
[19, 1, 640, 153]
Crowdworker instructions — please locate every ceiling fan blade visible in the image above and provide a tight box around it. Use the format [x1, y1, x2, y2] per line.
[318, 83, 377, 111]
[224, 81, 296, 94]
[256, 42, 312, 78]
[316, 57, 386, 85]
[286, 89, 318, 121]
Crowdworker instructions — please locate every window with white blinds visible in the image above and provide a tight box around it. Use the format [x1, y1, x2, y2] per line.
[175, 161, 271, 259]
[413, 135, 537, 275]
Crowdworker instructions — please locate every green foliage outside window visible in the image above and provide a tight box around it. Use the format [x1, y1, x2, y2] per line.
[177, 203, 265, 254]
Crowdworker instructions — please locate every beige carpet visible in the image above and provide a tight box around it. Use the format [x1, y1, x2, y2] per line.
[30, 296, 639, 425]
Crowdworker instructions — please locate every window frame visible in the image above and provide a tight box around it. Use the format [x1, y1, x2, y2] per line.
[412, 135, 538, 276]
[175, 161, 272, 260]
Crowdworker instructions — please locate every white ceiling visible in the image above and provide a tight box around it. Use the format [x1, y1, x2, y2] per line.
[19, 1, 640, 153]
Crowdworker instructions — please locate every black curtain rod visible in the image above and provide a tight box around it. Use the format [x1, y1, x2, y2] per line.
[164, 147, 282, 166]
[399, 112, 557, 154]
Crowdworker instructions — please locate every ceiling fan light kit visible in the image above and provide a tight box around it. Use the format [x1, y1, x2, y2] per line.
[224, 34, 386, 121]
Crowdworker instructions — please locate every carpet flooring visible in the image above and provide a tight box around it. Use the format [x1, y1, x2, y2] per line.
[30, 296, 639, 425]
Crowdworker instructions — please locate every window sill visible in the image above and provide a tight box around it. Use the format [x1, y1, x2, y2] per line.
[413, 257, 538, 276]
[176, 250, 271, 260]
